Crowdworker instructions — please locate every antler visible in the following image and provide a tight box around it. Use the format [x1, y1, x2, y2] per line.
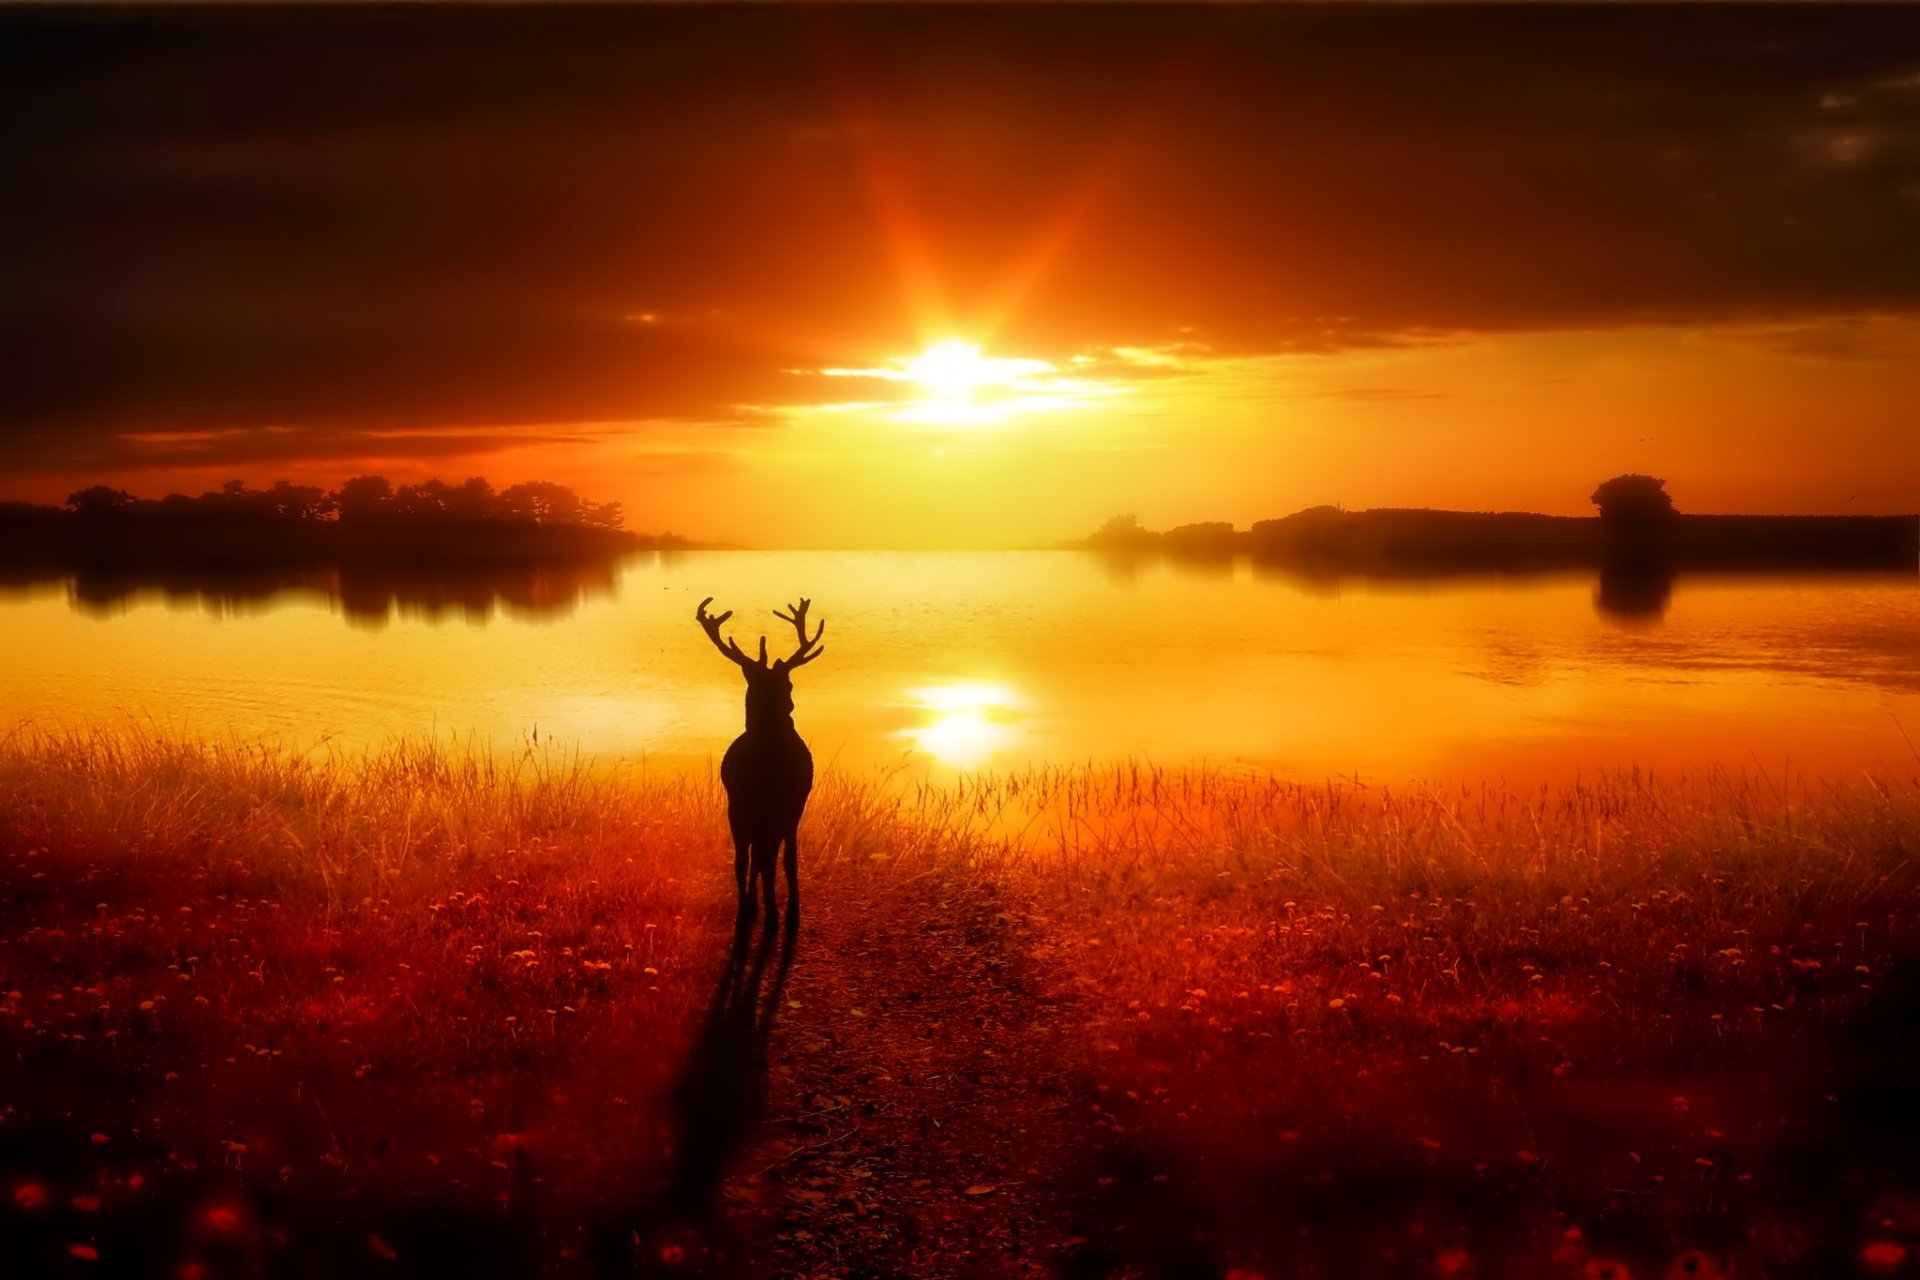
[771, 598, 825, 670]
[695, 596, 757, 669]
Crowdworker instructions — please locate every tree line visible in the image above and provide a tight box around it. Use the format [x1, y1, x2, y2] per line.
[49, 475, 625, 529]
[0, 475, 675, 569]
[1081, 475, 1917, 572]
[1087, 474, 1678, 551]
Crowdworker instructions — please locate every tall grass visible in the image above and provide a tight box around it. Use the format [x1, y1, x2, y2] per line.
[0, 726, 718, 900]
[886, 762, 1920, 1038]
[0, 725, 1084, 906]
[3, 725, 1915, 915]
[925, 759, 1919, 897]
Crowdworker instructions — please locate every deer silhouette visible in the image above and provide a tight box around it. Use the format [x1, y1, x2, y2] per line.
[696, 595, 824, 931]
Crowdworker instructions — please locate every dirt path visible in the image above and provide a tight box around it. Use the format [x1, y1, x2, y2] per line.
[657, 871, 1106, 1278]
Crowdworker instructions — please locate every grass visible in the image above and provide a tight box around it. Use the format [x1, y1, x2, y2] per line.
[1, 726, 1917, 1277]
[994, 767, 1920, 1276]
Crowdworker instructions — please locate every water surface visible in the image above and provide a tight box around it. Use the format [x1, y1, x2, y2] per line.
[4, 552, 1917, 784]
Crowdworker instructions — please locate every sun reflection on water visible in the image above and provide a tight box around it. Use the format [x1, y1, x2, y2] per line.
[896, 681, 1027, 770]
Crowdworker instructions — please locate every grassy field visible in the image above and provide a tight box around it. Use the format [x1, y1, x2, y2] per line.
[1, 728, 1917, 1278]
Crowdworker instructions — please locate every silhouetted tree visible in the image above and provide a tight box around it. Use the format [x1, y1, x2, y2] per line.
[1591, 474, 1675, 525]
[266, 481, 331, 521]
[1290, 504, 1346, 522]
[499, 481, 585, 525]
[1165, 520, 1236, 542]
[1089, 513, 1157, 549]
[583, 499, 625, 530]
[0, 500, 66, 537]
[333, 475, 395, 522]
[66, 485, 137, 515]
[394, 479, 455, 520]
[17, 474, 640, 578]
[448, 476, 500, 520]
[200, 479, 277, 516]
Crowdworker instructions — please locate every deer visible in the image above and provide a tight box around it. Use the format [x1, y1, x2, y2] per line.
[695, 595, 824, 931]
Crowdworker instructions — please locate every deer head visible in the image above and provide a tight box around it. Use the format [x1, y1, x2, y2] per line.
[696, 596, 825, 729]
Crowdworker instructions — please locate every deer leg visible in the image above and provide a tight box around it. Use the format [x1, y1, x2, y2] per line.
[758, 842, 780, 933]
[782, 828, 800, 932]
[733, 832, 754, 926]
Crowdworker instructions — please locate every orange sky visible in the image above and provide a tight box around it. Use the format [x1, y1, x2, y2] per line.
[4, 5, 1918, 546]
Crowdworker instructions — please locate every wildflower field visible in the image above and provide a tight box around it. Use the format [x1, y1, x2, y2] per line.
[1, 728, 1916, 1278]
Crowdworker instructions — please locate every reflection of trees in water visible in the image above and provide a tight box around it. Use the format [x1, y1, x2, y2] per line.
[1165, 547, 1234, 579]
[56, 556, 627, 626]
[1085, 547, 1239, 586]
[1090, 548, 1146, 585]
[335, 560, 621, 625]
[1087, 548, 1686, 623]
[1593, 554, 1674, 624]
[1248, 556, 1343, 598]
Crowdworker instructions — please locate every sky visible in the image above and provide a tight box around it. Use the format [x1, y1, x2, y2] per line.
[3, 3, 1918, 546]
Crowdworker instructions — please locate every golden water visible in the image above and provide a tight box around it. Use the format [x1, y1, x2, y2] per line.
[3, 551, 1916, 784]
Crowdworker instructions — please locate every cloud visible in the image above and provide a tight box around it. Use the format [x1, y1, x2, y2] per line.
[1701, 315, 1920, 362]
[4, 422, 622, 476]
[4, 3, 1920, 477]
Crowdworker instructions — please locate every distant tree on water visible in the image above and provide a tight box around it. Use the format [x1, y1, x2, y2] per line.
[500, 480, 625, 527]
[264, 481, 332, 521]
[1590, 474, 1676, 525]
[1073, 486, 1915, 577]
[333, 475, 397, 522]
[1088, 513, 1156, 549]
[328, 474, 624, 529]
[1165, 520, 1236, 544]
[65, 485, 138, 515]
[14, 474, 650, 568]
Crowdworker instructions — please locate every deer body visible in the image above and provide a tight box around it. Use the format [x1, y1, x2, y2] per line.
[697, 596, 824, 931]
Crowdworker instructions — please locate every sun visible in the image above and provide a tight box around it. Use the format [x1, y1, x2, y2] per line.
[812, 337, 1122, 427]
[890, 339, 1064, 425]
[905, 339, 1055, 399]
[906, 339, 1003, 399]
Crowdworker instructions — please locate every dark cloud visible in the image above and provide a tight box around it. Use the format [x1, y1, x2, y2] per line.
[4, 4, 1920, 477]
[1712, 318, 1910, 362]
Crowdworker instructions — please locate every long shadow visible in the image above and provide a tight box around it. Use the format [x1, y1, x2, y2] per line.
[657, 922, 797, 1221]
[590, 923, 797, 1271]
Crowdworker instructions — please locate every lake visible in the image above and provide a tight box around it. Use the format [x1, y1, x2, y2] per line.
[3, 551, 1917, 785]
